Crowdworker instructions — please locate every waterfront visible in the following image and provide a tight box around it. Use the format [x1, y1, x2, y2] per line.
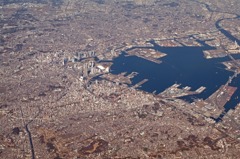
[111, 45, 240, 109]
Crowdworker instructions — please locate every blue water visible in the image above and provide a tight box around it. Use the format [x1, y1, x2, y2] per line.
[111, 43, 240, 110]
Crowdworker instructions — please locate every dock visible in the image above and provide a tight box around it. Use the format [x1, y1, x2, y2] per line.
[195, 86, 206, 93]
[136, 55, 162, 64]
[132, 79, 148, 89]
[206, 85, 237, 109]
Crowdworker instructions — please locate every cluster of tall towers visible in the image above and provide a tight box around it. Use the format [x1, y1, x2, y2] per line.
[74, 51, 96, 61]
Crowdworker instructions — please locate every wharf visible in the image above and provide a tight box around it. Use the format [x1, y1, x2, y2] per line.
[158, 84, 206, 98]
[136, 55, 162, 64]
[206, 85, 237, 109]
[132, 79, 148, 89]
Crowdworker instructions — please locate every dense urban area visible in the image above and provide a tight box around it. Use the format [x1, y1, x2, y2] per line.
[0, 0, 240, 158]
